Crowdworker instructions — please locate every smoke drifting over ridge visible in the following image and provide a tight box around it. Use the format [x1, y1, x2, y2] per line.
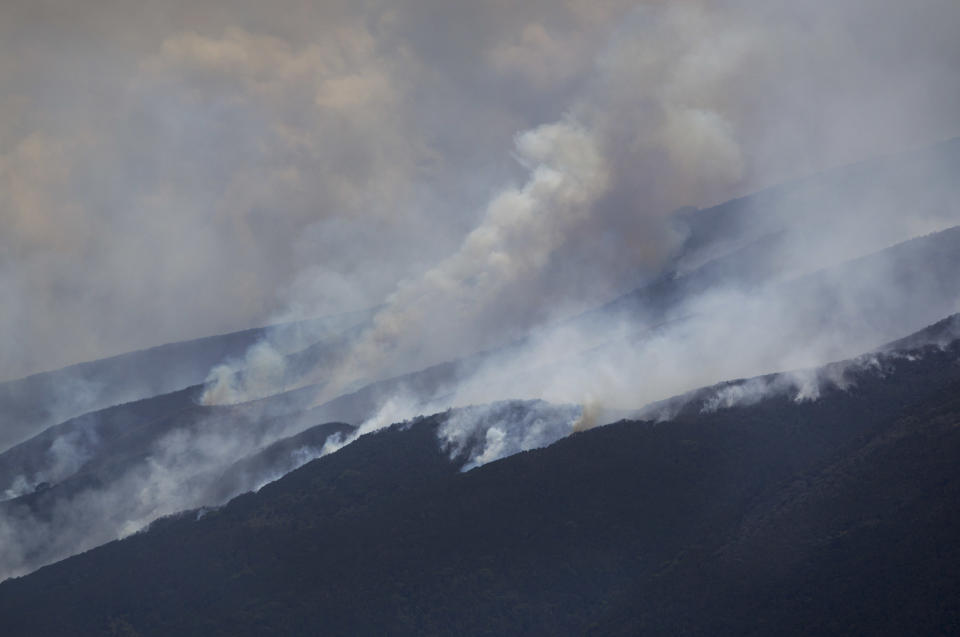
[187, 0, 960, 409]
[313, 120, 610, 399]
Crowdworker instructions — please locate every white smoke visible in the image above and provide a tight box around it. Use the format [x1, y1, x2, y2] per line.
[438, 401, 582, 471]
[201, 341, 288, 405]
[1, 427, 100, 501]
[313, 119, 609, 400]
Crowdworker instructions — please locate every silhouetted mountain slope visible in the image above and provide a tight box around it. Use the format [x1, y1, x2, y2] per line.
[1, 225, 957, 581]
[1, 323, 958, 635]
[591, 381, 960, 636]
[881, 312, 960, 352]
[0, 382, 351, 578]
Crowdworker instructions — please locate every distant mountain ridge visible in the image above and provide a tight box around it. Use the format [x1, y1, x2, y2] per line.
[0, 311, 371, 453]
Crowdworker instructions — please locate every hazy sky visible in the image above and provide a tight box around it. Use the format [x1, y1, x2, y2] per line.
[2, 0, 959, 380]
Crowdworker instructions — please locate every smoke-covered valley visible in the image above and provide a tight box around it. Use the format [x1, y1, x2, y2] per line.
[1, 0, 959, 599]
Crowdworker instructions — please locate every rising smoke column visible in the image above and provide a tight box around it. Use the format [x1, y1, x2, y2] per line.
[307, 3, 757, 405]
[195, 0, 960, 421]
[314, 120, 609, 401]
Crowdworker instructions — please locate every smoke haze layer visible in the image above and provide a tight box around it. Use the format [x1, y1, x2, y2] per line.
[1, 0, 959, 382]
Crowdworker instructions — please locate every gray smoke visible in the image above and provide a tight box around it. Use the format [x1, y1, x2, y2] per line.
[2, 0, 958, 382]
[188, 0, 960, 409]
[196, 0, 960, 479]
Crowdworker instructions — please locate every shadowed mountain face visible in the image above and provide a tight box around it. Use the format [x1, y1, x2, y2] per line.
[0, 223, 958, 581]
[0, 319, 958, 636]
[0, 384, 353, 579]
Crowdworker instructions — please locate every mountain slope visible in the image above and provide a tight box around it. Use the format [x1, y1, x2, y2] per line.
[593, 378, 960, 635]
[669, 135, 960, 275]
[0, 311, 370, 453]
[1, 224, 957, 582]
[0, 327, 263, 453]
[0, 385, 350, 579]
[1, 320, 958, 635]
